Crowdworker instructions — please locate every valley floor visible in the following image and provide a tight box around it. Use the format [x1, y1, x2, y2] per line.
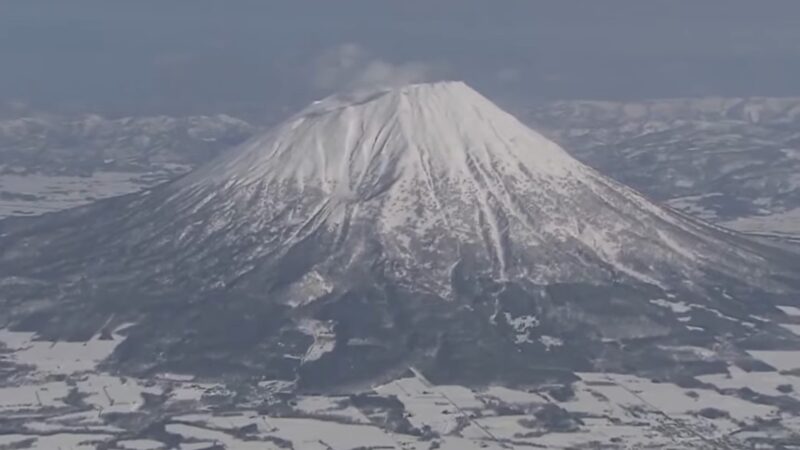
[0, 168, 181, 219]
[2, 311, 800, 450]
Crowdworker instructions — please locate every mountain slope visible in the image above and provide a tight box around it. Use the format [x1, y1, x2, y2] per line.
[1, 82, 799, 388]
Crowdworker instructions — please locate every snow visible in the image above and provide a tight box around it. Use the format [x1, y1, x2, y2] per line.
[539, 335, 564, 350]
[76, 374, 162, 413]
[155, 81, 783, 297]
[293, 395, 368, 423]
[748, 351, 800, 372]
[375, 376, 462, 434]
[649, 298, 693, 314]
[504, 312, 539, 343]
[698, 366, 800, 398]
[0, 433, 113, 449]
[0, 327, 126, 375]
[297, 318, 336, 363]
[574, 372, 779, 424]
[721, 207, 800, 237]
[657, 345, 717, 360]
[0, 381, 70, 411]
[168, 418, 397, 450]
[777, 305, 800, 317]
[375, 372, 483, 435]
[0, 172, 159, 219]
[188, 82, 578, 191]
[283, 271, 333, 307]
[648, 301, 757, 329]
[156, 372, 196, 382]
[3, 84, 800, 450]
[168, 382, 224, 403]
[117, 439, 165, 450]
[481, 386, 547, 405]
[1, 355, 798, 450]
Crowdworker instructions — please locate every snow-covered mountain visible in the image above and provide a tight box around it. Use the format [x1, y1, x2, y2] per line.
[1, 83, 799, 389]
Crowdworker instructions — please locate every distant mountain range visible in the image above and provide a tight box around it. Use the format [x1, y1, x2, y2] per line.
[523, 97, 800, 239]
[0, 114, 254, 176]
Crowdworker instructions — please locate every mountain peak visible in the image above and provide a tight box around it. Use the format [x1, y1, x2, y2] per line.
[300, 81, 485, 115]
[303, 80, 477, 115]
[182, 81, 577, 197]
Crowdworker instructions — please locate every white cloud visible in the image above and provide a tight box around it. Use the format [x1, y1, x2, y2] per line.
[312, 43, 442, 91]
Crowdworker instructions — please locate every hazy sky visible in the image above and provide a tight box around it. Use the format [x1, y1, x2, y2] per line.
[2, 0, 800, 116]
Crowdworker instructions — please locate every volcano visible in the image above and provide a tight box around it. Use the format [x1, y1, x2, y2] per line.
[1, 82, 799, 388]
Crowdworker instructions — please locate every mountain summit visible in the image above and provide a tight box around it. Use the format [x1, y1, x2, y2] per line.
[184, 81, 579, 192]
[1, 82, 798, 387]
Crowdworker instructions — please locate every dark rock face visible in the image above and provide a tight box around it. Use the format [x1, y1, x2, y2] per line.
[1, 83, 799, 389]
